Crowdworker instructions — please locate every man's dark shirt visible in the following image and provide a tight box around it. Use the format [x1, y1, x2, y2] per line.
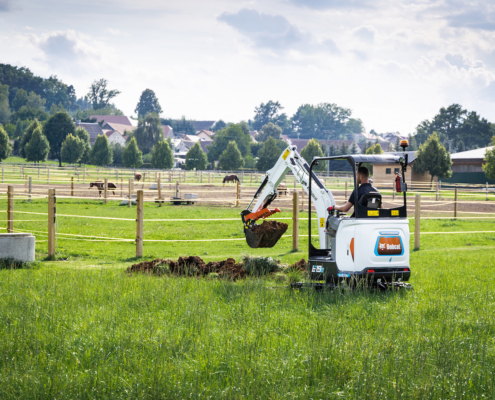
[348, 183, 379, 205]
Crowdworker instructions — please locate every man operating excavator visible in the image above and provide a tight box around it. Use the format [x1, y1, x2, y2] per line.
[334, 166, 380, 214]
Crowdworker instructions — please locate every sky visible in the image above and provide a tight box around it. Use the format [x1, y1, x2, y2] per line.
[0, 0, 494, 135]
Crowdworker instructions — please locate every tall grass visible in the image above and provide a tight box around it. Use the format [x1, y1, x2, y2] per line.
[1, 244, 495, 398]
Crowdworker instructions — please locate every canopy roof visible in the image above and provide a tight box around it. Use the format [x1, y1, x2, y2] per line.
[312, 151, 415, 165]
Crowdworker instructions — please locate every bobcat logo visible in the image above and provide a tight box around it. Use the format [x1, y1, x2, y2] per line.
[375, 236, 403, 256]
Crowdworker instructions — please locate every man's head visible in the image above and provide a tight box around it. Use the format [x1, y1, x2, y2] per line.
[357, 166, 370, 184]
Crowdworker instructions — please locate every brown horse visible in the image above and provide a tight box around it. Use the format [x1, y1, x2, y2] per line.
[89, 181, 117, 197]
[223, 174, 239, 186]
[134, 173, 142, 182]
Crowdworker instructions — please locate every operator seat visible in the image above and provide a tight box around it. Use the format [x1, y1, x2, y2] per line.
[359, 192, 382, 209]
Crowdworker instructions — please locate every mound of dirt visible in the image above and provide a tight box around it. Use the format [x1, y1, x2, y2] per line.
[246, 220, 288, 248]
[127, 259, 168, 274]
[127, 256, 246, 280]
[289, 259, 307, 272]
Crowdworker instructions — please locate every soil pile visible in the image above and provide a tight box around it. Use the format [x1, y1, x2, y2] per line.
[127, 259, 169, 275]
[289, 259, 307, 272]
[127, 256, 246, 280]
[245, 220, 288, 248]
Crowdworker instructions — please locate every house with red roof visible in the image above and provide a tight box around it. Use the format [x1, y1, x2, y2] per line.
[90, 115, 133, 126]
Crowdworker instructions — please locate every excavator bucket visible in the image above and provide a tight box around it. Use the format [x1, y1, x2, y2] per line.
[242, 209, 289, 248]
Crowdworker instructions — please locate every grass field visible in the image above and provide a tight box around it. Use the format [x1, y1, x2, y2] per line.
[1, 197, 495, 398]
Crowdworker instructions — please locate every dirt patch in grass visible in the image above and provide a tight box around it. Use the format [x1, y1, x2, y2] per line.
[128, 256, 246, 280]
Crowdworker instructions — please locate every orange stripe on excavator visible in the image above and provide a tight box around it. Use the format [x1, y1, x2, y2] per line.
[350, 238, 354, 261]
[244, 208, 281, 222]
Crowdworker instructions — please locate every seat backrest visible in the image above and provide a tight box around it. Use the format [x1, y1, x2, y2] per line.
[359, 192, 382, 209]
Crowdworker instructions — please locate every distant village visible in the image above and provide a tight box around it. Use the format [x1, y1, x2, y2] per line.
[77, 114, 407, 166]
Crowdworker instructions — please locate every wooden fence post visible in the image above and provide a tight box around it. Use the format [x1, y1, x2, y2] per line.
[158, 177, 162, 207]
[436, 180, 439, 201]
[236, 181, 240, 207]
[104, 178, 108, 204]
[83, 168, 85, 183]
[208, 172, 210, 184]
[293, 191, 299, 251]
[487, 182, 489, 201]
[414, 194, 420, 250]
[128, 178, 132, 207]
[301, 190, 304, 212]
[71, 176, 74, 197]
[454, 188, 458, 218]
[345, 181, 348, 200]
[7, 185, 13, 233]
[37, 167, 39, 180]
[250, 173, 252, 185]
[47, 168, 49, 184]
[48, 188, 56, 258]
[28, 177, 32, 202]
[136, 189, 143, 257]
[2, 167, 4, 183]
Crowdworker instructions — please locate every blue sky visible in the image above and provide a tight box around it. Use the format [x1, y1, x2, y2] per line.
[1, 0, 494, 134]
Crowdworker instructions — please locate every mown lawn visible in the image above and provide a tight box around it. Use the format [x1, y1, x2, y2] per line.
[0, 201, 495, 398]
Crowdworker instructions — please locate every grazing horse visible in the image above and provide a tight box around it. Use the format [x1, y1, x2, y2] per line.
[134, 173, 142, 182]
[89, 181, 117, 197]
[223, 174, 240, 186]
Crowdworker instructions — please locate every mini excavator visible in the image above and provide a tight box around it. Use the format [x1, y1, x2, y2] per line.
[241, 141, 412, 288]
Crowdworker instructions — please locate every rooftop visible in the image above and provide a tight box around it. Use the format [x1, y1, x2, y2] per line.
[90, 115, 133, 126]
[450, 146, 494, 160]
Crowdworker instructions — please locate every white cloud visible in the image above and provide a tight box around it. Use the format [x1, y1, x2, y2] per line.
[217, 8, 339, 55]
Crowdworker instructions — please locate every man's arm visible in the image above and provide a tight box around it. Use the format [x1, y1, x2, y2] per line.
[334, 202, 353, 213]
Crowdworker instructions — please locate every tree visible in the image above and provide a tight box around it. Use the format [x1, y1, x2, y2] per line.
[43, 112, 76, 166]
[252, 100, 284, 130]
[482, 137, 495, 180]
[349, 142, 360, 154]
[346, 118, 364, 136]
[257, 137, 283, 171]
[292, 103, 352, 140]
[0, 125, 12, 161]
[387, 142, 395, 152]
[185, 142, 207, 170]
[12, 88, 28, 111]
[26, 91, 46, 110]
[414, 132, 452, 183]
[0, 83, 11, 125]
[219, 141, 244, 170]
[134, 112, 164, 154]
[123, 137, 143, 168]
[151, 140, 174, 169]
[87, 79, 121, 110]
[366, 143, 384, 155]
[408, 134, 418, 151]
[135, 89, 162, 118]
[112, 143, 124, 166]
[74, 127, 91, 164]
[20, 119, 43, 158]
[212, 120, 227, 132]
[207, 123, 252, 162]
[256, 122, 282, 142]
[61, 134, 84, 164]
[90, 135, 113, 166]
[161, 116, 195, 135]
[300, 138, 326, 171]
[24, 127, 49, 163]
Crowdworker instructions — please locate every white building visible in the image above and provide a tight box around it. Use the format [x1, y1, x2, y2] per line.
[104, 130, 126, 146]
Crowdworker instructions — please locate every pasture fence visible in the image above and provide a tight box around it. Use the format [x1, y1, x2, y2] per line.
[1, 184, 495, 258]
